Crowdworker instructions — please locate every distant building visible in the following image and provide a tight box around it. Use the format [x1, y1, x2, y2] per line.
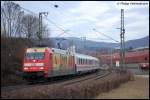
[98, 49, 149, 65]
[131, 46, 149, 51]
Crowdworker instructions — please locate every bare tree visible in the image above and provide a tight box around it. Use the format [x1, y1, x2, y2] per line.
[22, 14, 39, 39]
[22, 15, 50, 40]
[1, 1, 24, 37]
[1, 11, 7, 37]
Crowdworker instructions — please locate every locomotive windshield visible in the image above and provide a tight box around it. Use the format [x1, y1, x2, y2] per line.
[25, 52, 44, 60]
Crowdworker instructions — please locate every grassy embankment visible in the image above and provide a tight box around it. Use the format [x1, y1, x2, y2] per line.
[2, 70, 134, 99]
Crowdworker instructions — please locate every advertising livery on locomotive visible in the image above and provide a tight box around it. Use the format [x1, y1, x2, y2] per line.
[23, 47, 100, 81]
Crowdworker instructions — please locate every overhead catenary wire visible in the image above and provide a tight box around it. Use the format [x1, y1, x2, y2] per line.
[48, 4, 119, 43]
[15, 2, 119, 43]
[93, 28, 119, 43]
[19, 5, 74, 37]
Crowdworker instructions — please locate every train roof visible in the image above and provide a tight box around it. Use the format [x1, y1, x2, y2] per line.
[26, 47, 50, 52]
[75, 53, 98, 61]
[51, 48, 67, 54]
[26, 47, 98, 60]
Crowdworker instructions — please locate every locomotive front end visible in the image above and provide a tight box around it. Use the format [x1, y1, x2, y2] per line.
[22, 47, 49, 81]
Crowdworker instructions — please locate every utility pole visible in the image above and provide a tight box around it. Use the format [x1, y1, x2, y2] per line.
[120, 9, 125, 69]
[38, 12, 48, 46]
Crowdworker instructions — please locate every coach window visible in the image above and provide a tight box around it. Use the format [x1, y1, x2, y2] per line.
[82, 59, 84, 64]
[79, 58, 80, 64]
[83, 59, 84, 64]
[86, 60, 87, 64]
[79, 59, 81, 64]
[79, 58, 81, 64]
[83, 59, 85, 64]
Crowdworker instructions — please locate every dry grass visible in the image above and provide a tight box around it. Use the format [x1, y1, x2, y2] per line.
[1, 70, 134, 99]
[95, 75, 149, 99]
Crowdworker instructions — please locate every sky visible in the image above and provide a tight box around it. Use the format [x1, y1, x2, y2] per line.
[11, 1, 149, 42]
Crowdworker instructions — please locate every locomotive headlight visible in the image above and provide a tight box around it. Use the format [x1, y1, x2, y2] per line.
[40, 67, 44, 70]
[24, 67, 28, 70]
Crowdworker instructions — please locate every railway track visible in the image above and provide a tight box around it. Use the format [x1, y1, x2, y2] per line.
[62, 69, 112, 86]
[1, 69, 112, 92]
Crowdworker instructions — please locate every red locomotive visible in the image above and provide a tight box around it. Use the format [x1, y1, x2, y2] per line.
[23, 47, 100, 81]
